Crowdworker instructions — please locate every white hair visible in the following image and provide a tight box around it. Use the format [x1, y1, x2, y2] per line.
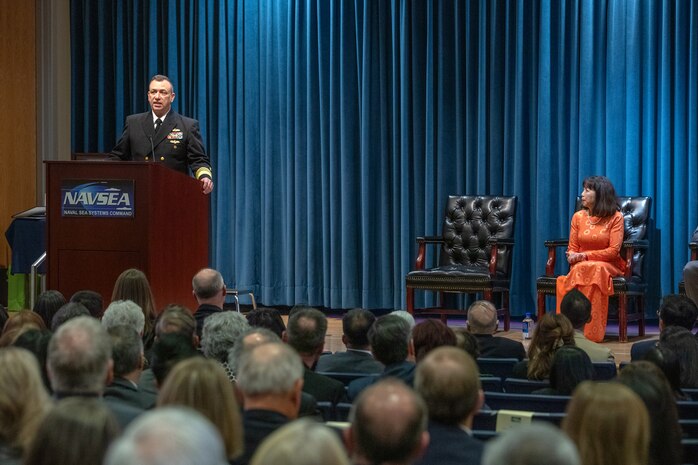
[102, 300, 145, 334]
[482, 423, 581, 465]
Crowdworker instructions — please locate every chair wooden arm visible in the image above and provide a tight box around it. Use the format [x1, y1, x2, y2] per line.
[620, 239, 647, 279]
[414, 236, 444, 270]
[543, 240, 569, 276]
[690, 242, 698, 261]
[488, 238, 515, 276]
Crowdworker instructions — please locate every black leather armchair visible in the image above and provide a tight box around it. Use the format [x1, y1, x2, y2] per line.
[405, 195, 517, 329]
[536, 196, 652, 342]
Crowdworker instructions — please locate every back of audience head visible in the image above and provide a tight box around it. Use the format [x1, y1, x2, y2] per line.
[228, 327, 281, 374]
[70, 290, 104, 319]
[102, 299, 145, 334]
[107, 325, 144, 379]
[411, 319, 457, 362]
[0, 347, 51, 458]
[285, 307, 327, 356]
[155, 304, 197, 342]
[348, 379, 428, 465]
[390, 310, 416, 332]
[25, 397, 119, 465]
[50, 302, 90, 331]
[150, 332, 201, 387]
[560, 288, 591, 330]
[643, 345, 685, 398]
[201, 311, 249, 362]
[368, 314, 411, 365]
[112, 268, 157, 335]
[342, 308, 376, 349]
[527, 313, 575, 380]
[251, 419, 350, 465]
[659, 325, 698, 388]
[414, 346, 482, 426]
[246, 307, 286, 338]
[236, 341, 304, 398]
[192, 267, 226, 302]
[563, 381, 649, 465]
[466, 300, 498, 334]
[47, 316, 112, 394]
[657, 294, 698, 330]
[0, 310, 47, 346]
[482, 423, 581, 465]
[548, 346, 593, 395]
[12, 329, 53, 390]
[453, 327, 480, 359]
[33, 290, 66, 327]
[104, 407, 228, 465]
[158, 357, 243, 461]
[618, 361, 683, 465]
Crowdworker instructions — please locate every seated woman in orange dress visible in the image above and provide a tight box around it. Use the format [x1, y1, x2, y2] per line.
[556, 176, 625, 343]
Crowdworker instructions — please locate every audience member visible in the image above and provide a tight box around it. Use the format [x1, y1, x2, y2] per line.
[642, 346, 687, 399]
[466, 300, 526, 360]
[682, 225, 698, 305]
[346, 379, 429, 465]
[201, 311, 250, 381]
[192, 268, 228, 339]
[24, 397, 119, 465]
[104, 325, 155, 410]
[0, 347, 51, 463]
[533, 345, 593, 396]
[316, 308, 383, 374]
[414, 347, 484, 465]
[70, 289, 104, 319]
[233, 342, 305, 465]
[102, 299, 146, 334]
[348, 315, 415, 400]
[659, 325, 698, 388]
[104, 407, 228, 465]
[617, 361, 683, 465]
[47, 316, 143, 428]
[631, 294, 698, 361]
[158, 357, 244, 461]
[246, 307, 286, 339]
[284, 307, 346, 404]
[250, 419, 350, 465]
[482, 423, 581, 465]
[0, 310, 47, 346]
[50, 302, 89, 331]
[411, 319, 457, 363]
[390, 310, 416, 332]
[149, 333, 201, 387]
[560, 289, 615, 361]
[512, 313, 575, 380]
[453, 327, 480, 359]
[563, 381, 649, 465]
[0, 304, 8, 331]
[112, 268, 157, 350]
[12, 329, 52, 390]
[33, 290, 66, 328]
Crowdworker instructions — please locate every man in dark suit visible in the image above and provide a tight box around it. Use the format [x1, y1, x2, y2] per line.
[414, 347, 484, 465]
[233, 342, 304, 465]
[316, 308, 383, 374]
[630, 294, 698, 361]
[192, 268, 228, 339]
[284, 307, 347, 404]
[104, 325, 156, 410]
[684, 226, 698, 306]
[345, 379, 429, 465]
[348, 315, 416, 400]
[467, 300, 526, 360]
[47, 316, 143, 429]
[110, 74, 213, 194]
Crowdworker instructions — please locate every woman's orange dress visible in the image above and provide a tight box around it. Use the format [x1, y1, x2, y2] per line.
[556, 210, 625, 342]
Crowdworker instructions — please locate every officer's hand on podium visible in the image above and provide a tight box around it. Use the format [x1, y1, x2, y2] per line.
[201, 177, 214, 195]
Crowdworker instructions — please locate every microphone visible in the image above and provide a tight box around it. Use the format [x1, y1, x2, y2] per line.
[148, 136, 155, 162]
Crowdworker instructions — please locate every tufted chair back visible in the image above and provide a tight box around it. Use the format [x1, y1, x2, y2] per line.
[439, 196, 517, 277]
[574, 196, 651, 280]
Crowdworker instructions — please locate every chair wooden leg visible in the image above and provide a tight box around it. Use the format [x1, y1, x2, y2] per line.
[537, 292, 546, 320]
[618, 294, 628, 343]
[406, 287, 414, 314]
[502, 291, 510, 331]
[638, 296, 645, 336]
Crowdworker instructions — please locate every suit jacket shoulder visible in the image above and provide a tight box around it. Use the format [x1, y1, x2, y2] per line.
[303, 368, 347, 404]
[415, 421, 484, 465]
[316, 350, 383, 374]
[574, 332, 614, 362]
[476, 334, 527, 360]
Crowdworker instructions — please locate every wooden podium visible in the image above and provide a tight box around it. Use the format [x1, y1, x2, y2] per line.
[46, 161, 209, 310]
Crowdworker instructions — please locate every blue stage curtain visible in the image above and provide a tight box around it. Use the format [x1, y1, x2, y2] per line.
[72, 0, 698, 313]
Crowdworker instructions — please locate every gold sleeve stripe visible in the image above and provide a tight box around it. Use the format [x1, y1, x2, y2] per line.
[195, 167, 212, 179]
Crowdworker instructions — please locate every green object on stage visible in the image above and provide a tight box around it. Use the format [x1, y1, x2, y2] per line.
[7, 265, 27, 310]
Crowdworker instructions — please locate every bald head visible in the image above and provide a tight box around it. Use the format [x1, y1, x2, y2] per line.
[349, 380, 428, 465]
[192, 268, 226, 305]
[467, 300, 497, 334]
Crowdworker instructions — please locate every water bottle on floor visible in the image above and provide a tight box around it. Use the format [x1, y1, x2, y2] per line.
[522, 312, 534, 340]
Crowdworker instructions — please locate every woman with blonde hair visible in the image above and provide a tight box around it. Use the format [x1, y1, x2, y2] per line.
[512, 313, 575, 380]
[112, 268, 157, 349]
[0, 347, 51, 462]
[563, 381, 649, 465]
[157, 357, 243, 461]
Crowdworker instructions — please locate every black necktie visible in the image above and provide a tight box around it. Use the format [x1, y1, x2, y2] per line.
[154, 118, 162, 134]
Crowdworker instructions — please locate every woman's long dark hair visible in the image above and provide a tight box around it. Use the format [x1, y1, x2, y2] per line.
[583, 175, 619, 217]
